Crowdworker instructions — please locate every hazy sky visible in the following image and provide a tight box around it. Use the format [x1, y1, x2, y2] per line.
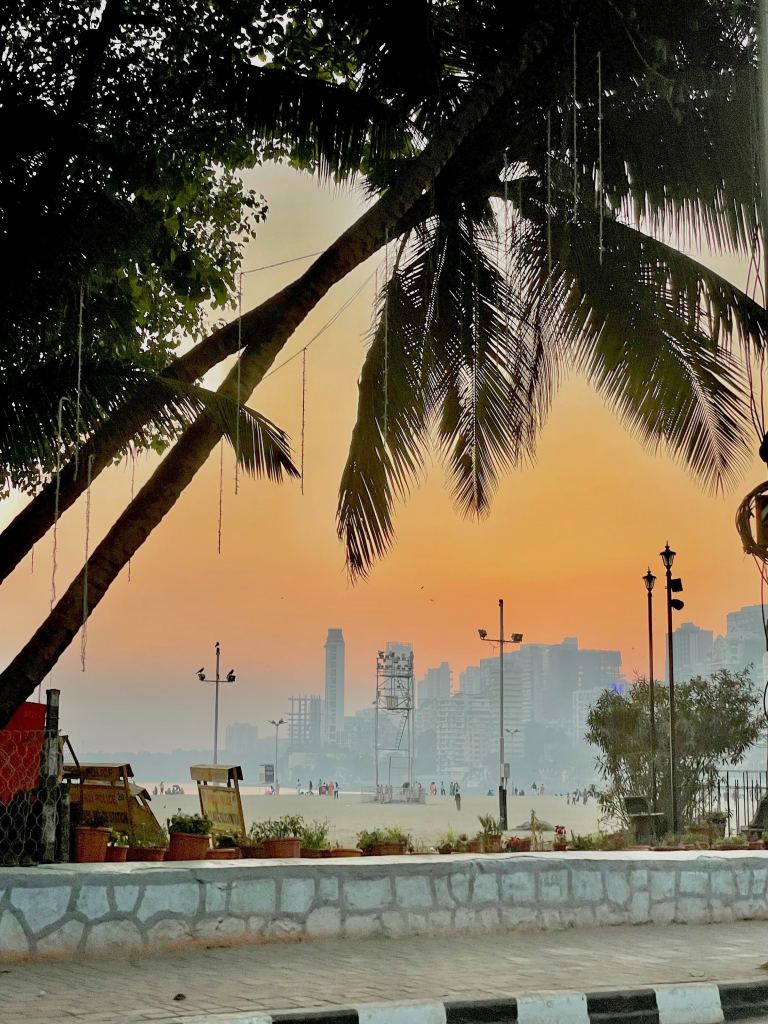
[1, 164, 765, 752]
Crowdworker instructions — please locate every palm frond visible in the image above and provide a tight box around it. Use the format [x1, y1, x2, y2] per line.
[1, 357, 298, 494]
[338, 214, 544, 577]
[518, 200, 757, 493]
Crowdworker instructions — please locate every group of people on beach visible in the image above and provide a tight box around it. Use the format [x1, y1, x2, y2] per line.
[152, 782, 184, 796]
[297, 778, 340, 798]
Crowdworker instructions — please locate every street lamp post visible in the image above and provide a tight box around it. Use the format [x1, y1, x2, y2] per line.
[269, 718, 285, 789]
[643, 568, 658, 813]
[478, 599, 523, 831]
[660, 543, 684, 836]
[196, 642, 237, 765]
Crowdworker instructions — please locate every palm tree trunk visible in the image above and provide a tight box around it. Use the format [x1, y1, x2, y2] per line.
[0, 57, 533, 587]
[0, 59, 534, 726]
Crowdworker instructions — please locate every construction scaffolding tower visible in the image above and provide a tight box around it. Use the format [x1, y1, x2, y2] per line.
[374, 647, 416, 799]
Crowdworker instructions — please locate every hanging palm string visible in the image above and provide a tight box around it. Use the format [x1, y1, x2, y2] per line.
[597, 50, 604, 265]
[50, 396, 68, 610]
[80, 453, 95, 671]
[74, 282, 84, 477]
[127, 456, 136, 582]
[300, 349, 307, 495]
[502, 149, 512, 376]
[572, 24, 579, 217]
[217, 439, 224, 553]
[234, 271, 243, 495]
[546, 109, 553, 291]
[383, 227, 390, 449]
[471, 232, 480, 512]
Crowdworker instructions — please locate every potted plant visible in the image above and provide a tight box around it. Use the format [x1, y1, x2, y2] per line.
[327, 843, 363, 857]
[357, 827, 409, 856]
[106, 829, 129, 862]
[569, 832, 595, 851]
[207, 833, 241, 859]
[504, 834, 532, 852]
[167, 811, 213, 860]
[437, 827, 459, 854]
[127, 822, 168, 861]
[703, 810, 728, 838]
[300, 819, 331, 858]
[477, 814, 503, 853]
[552, 825, 567, 851]
[75, 812, 111, 863]
[374, 826, 409, 856]
[239, 822, 267, 858]
[262, 815, 304, 858]
[465, 834, 483, 853]
[714, 834, 750, 851]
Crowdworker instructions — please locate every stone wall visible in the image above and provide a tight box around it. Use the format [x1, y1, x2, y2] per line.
[1, 851, 766, 961]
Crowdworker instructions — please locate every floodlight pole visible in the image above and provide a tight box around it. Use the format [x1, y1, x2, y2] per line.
[213, 641, 221, 765]
[478, 602, 523, 832]
[499, 599, 507, 831]
[661, 544, 679, 835]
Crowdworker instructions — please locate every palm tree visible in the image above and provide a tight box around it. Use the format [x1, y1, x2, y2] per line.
[1, 1, 767, 723]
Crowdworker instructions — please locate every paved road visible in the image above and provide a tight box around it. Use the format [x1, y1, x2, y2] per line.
[4, 920, 767, 1023]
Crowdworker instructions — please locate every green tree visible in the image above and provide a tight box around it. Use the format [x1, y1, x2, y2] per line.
[2, 2, 768, 723]
[585, 670, 763, 831]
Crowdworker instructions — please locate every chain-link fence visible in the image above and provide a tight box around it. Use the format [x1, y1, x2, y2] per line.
[0, 692, 67, 866]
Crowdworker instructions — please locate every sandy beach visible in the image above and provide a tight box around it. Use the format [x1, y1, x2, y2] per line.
[144, 789, 602, 845]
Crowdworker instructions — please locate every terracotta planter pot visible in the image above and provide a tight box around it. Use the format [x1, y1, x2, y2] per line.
[714, 844, 749, 851]
[465, 839, 483, 854]
[239, 844, 266, 858]
[438, 845, 455, 855]
[301, 848, 329, 858]
[505, 838, 532, 853]
[327, 847, 362, 857]
[552, 843, 568, 852]
[127, 847, 166, 861]
[106, 844, 129, 862]
[168, 832, 210, 861]
[75, 826, 110, 863]
[482, 835, 502, 853]
[372, 842, 406, 856]
[264, 837, 301, 858]
[207, 848, 240, 859]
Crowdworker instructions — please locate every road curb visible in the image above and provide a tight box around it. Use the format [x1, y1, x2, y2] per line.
[164, 981, 768, 1024]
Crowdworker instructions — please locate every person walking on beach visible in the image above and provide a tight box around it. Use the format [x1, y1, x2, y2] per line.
[334, 781, 340, 799]
[454, 783, 461, 811]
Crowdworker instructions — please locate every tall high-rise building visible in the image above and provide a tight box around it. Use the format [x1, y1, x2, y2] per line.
[324, 628, 345, 744]
[418, 662, 451, 704]
[287, 695, 322, 748]
[668, 622, 714, 682]
[224, 722, 258, 763]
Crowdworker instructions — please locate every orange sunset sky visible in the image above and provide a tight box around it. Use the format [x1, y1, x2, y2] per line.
[1, 164, 766, 752]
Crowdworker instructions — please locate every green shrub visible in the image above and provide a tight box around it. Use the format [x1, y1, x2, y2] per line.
[109, 829, 128, 846]
[477, 814, 502, 836]
[128, 822, 167, 848]
[167, 812, 212, 836]
[300, 819, 330, 850]
[82, 812, 109, 828]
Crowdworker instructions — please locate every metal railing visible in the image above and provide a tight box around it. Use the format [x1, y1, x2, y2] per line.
[693, 769, 768, 836]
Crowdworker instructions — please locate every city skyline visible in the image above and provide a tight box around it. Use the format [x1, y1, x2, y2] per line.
[2, 164, 767, 755]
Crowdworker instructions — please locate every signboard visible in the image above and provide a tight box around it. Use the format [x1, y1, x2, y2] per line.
[261, 764, 275, 784]
[190, 764, 245, 838]
[64, 763, 162, 836]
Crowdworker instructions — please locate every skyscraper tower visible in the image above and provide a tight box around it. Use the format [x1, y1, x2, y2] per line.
[324, 628, 345, 744]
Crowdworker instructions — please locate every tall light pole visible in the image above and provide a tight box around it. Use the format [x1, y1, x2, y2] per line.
[660, 543, 684, 836]
[196, 642, 236, 765]
[269, 718, 285, 789]
[478, 599, 523, 831]
[643, 568, 657, 813]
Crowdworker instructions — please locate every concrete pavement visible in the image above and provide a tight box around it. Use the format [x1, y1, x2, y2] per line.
[3, 920, 767, 1023]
